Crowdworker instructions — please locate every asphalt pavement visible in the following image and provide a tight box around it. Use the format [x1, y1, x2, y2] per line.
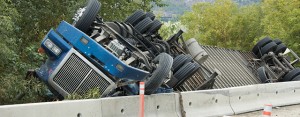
[232, 104, 300, 117]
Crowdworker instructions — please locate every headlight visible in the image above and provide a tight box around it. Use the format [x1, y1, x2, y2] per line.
[44, 39, 61, 55]
[52, 46, 62, 55]
[45, 39, 54, 48]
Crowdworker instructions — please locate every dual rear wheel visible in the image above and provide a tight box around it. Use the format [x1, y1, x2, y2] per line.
[252, 37, 287, 58]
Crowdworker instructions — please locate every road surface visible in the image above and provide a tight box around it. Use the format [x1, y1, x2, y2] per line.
[232, 104, 300, 117]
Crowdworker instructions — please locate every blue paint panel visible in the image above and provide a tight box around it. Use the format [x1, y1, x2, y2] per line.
[41, 29, 72, 59]
[55, 21, 149, 80]
[37, 29, 73, 82]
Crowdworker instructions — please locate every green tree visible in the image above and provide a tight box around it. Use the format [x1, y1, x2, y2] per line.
[181, 0, 264, 50]
[181, 0, 239, 49]
[159, 21, 183, 39]
[181, 0, 299, 53]
[228, 5, 263, 50]
[261, 0, 300, 54]
[0, 0, 19, 73]
[100, 0, 165, 21]
[0, 0, 44, 105]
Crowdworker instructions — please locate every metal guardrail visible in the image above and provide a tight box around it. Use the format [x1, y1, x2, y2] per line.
[2, 81, 300, 117]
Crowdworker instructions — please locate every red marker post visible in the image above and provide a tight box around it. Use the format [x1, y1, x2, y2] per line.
[263, 104, 272, 117]
[139, 82, 145, 117]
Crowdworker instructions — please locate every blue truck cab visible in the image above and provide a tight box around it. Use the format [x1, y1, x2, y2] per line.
[36, 21, 149, 97]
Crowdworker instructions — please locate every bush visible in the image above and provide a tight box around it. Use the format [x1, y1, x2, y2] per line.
[65, 88, 101, 100]
[0, 75, 48, 105]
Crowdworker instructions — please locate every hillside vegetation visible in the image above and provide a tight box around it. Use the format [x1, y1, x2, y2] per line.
[181, 0, 300, 53]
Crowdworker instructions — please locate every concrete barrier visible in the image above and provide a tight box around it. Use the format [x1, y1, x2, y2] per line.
[262, 81, 300, 107]
[2, 81, 300, 117]
[100, 93, 181, 117]
[0, 94, 180, 117]
[181, 89, 234, 117]
[101, 96, 138, 117]
[0, 99, 103, 117]
[229, 81, 300, 114]
[150, 93, 181, 117]
[229, 84, 269, 114]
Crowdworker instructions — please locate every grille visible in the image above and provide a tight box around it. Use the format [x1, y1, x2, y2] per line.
[53, 54, 111, 95]
[76, 70, 110, 95]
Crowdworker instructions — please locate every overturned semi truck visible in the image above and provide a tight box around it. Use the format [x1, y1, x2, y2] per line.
[33, 0, 218, 99]
[31, 0, 299, 100]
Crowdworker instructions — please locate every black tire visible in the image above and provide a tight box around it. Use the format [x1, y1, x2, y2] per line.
[166, 76, 178, 88]
[134, 17, 153, 34]
[257, 67, 268, 83]
[145, 12, 155, 20]
[193, 62, 201, 69]
[274, 43, 287, 55]
[167, 62, 200, 88]
[292, 75, 300, 81]
[185, 54, 193, 63]
[124, 10, 146, 26]
[147, 19, 162, 34]
[172, 54, 188, 72]
[73, 0, 100, 33]
[252, 37, 272, 55]
[173, 62, 198, 86]
[172, 54, 194, 72]
[273, 39, 282, 45]
[145, 53, 173, 95]
[259, 42, 277, 57]
[282, 68, 300, 81]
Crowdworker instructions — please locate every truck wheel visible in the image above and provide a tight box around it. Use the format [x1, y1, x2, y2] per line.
[259, 42, 277, 58]
[147, 20, 162, 34]
[124, 10, 145, 26]
[166, 76, 178, 88]
[174, 62, 195, 81]
[292, 75, 300, 81]
[252, 37, 272, 56]
[73, 0, 100, 33]
[273, 39, 282, 45]
[282, 68, 300, 81]
[274, 43, 287, 55]
[173, 62, 200, 86]
[172, 54, 194, 73]
[145, 12, 155, 20]
[134, 17, 153, 34]
[185, 54, 193, 63]
[257, 67, 268, 83]
[145, 53, 173, 95]
[172, 54, 187, 72]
